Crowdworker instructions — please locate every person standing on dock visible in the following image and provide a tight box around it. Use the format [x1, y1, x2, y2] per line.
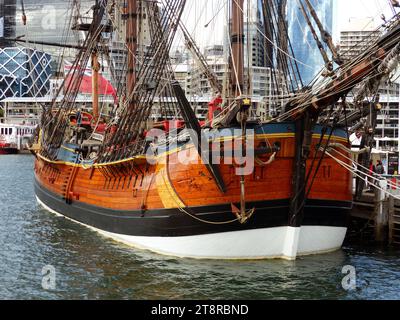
[376, 160, 385, 175]
[367, 160, 376, 191]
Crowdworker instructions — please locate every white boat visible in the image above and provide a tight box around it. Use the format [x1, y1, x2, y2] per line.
[0, 123, 36, 154]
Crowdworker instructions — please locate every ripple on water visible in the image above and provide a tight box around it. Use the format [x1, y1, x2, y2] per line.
[0, 155, 400, 299]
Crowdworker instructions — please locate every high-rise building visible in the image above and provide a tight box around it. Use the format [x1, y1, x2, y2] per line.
[286, 0, 333, 85]
[183, 0, 289, 120]
[0, 0, 16, 47]
[224, 0, 269, 69]
[186, 45, 226, 98]
[0, 47, 52, 100]
[339, 17, 381, 62]
[339, 17, 400, 154]
[245, 1, 267, 68]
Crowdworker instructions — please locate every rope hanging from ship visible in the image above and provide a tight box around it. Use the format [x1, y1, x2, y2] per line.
[325, 148, 400, 202]
[98, 0, 188, 163]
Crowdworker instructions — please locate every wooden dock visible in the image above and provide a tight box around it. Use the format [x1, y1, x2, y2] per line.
[389, 197, 400, 245]
[350, 185, 400, 245]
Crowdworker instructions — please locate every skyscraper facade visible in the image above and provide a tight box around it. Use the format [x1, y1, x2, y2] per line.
[0, 0, 16, 47]
[245, 0, 267, 68]
[339, 17, 380, 62]
[0, 47, 52, 100]
[286, 0, 333, 85]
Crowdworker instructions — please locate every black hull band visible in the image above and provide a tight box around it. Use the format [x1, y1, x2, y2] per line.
[34, 178, 351, 237]
[0, 148, 18, 154]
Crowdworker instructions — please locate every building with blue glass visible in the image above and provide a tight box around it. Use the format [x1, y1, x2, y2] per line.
[286, 0, 333, 85]
[0, 47, 52, 100]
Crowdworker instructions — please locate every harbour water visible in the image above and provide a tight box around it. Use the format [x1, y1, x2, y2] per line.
[0, 155, 399, 300]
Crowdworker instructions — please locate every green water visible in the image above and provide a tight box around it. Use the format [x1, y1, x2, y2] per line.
[0, 155, 399, 300]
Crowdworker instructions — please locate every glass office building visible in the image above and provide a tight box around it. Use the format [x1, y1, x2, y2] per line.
[0, 47, 52, 100]
[287, 0, 333, 85]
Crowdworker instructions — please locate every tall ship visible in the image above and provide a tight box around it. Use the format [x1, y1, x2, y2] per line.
[31, 0, 400, 259]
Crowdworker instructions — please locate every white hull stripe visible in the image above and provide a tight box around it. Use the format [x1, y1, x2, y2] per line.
[36, 197, 347, 260]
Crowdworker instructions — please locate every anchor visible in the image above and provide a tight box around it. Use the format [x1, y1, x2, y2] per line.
[231, 98, 255, 224]
[231, 203, 255, 224]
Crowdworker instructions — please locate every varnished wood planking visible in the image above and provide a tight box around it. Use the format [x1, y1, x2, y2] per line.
[35, 135, 353, 211]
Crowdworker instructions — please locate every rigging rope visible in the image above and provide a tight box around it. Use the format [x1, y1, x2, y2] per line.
[325, 149, 400, 201]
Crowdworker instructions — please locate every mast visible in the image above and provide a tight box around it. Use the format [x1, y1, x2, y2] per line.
[277, 0, 288, 74]
[91, 52, 100, 120]
[230, 0, 244, 97]
[91, 0, 102, 120]
[126, 0, 138, 105]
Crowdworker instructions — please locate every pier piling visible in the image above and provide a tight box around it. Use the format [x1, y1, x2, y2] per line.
[374, 180, 388, 242]
[350, 178, 400, 245]
[388, 196, 395, 245]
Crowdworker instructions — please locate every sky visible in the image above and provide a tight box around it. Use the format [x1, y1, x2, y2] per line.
[179, 0, 398, 47]
[333, 0, 396, 42]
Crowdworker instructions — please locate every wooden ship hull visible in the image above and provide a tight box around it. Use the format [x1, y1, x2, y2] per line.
[34, 123, 352, 260]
